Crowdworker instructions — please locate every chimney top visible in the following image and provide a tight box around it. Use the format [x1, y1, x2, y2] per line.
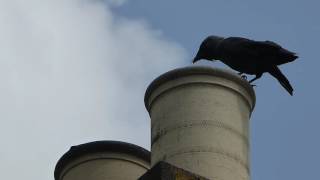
[144, 66, 256, 112]
[54, 141, 150, 180]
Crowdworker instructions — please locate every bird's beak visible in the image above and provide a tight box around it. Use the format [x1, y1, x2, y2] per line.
[192, 55, 201, 64]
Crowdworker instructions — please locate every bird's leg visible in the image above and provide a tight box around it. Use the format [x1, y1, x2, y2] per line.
[249, 73, 262, 83]
[238, 72, 247, 80]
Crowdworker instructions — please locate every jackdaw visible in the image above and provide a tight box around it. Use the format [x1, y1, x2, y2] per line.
[193, 36, 298, 95]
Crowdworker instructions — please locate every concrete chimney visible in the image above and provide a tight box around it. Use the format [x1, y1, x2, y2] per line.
[144, 66, 255, 180]
[54, 141, 150, 180]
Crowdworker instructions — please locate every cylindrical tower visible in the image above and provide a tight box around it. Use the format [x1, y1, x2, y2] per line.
[144, 66, 255, 180]
[54, 141, 150, 180]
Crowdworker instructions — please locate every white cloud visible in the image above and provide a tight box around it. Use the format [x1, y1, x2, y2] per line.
[103, 0, 127, 6]
[0, 0, 187, 179]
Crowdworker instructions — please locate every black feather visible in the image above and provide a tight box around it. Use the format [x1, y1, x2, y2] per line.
[193, 36, 297, 95]
[268, 66, 293, 96]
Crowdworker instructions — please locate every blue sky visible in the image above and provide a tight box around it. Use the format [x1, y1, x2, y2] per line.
[0, 1, 318, 180]
[113, 1, 319, 179]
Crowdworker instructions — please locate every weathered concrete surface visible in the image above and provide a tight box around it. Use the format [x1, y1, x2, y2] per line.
[139, 161, 209, 180]
[145, 66, 255, 180]
[54, 141, 150, 180]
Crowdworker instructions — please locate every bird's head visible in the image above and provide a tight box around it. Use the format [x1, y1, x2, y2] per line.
[193, 35, 224, 63]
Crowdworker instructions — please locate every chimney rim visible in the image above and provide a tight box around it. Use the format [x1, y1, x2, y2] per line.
[144, 66, 256, 112]
[54, 140, 150, 180]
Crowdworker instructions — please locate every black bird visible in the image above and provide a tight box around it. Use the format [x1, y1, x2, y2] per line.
[193, 36, 298, 95]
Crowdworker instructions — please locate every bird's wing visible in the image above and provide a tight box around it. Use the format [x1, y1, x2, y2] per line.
[224, 38, 296, 65]
[263, 40, 282, 48]
[261, 41, 298, 65]
[241, 40, 281, 56]
[220, 37, 262, 57]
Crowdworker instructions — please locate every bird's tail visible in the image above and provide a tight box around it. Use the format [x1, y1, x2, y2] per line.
[268, 66, 294, 96]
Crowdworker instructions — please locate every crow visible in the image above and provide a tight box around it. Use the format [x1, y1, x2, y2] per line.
[193, 36, 298, 95]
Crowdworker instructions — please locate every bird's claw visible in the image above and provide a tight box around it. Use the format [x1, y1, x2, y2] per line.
[250, 84, 257, 87]
[240, 75, 247, 80]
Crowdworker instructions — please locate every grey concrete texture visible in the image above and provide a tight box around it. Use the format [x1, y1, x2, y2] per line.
[139, 161, 209, 180]
[55, 141, 150, 180]
[59, 152, 149, 180]
[145, 66, 256, 180]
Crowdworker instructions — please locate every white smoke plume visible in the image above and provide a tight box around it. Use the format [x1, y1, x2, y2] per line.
[0, 0, 187, 179]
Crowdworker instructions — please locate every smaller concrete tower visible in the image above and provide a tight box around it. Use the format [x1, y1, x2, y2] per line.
[144, 66, 255, 180]
[54, 141, 150, 180]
